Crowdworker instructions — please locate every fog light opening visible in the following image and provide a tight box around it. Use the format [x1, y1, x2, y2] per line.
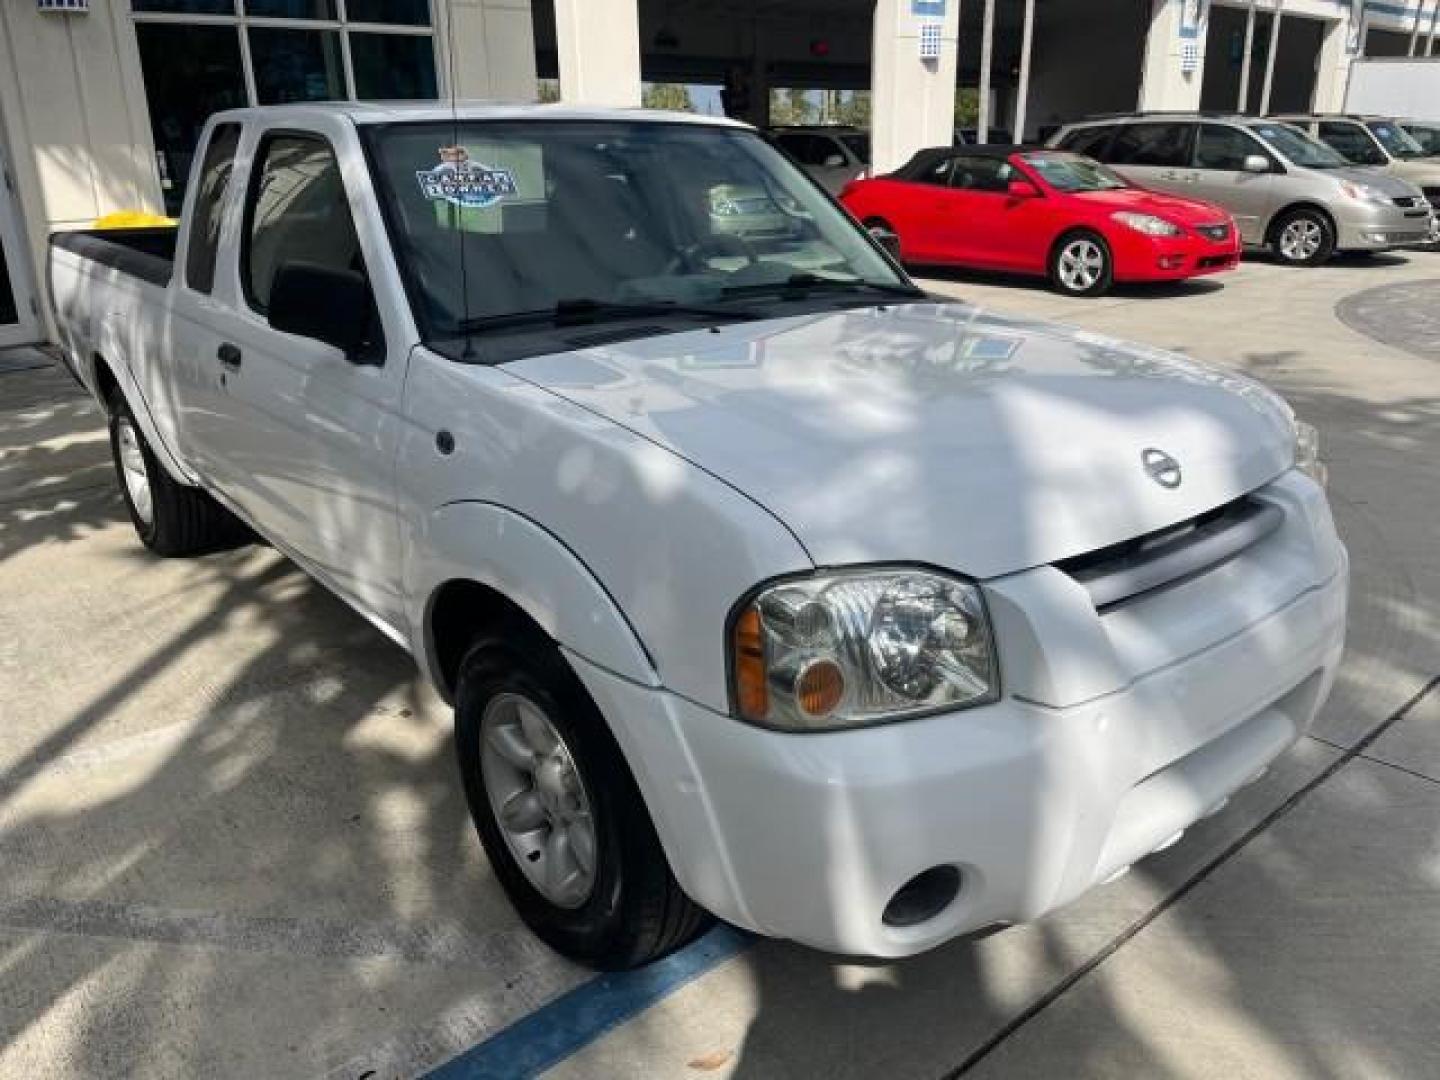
[882, 866, 962, 928]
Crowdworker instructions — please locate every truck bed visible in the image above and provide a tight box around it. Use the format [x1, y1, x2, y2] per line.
[49, 226, 177, 288]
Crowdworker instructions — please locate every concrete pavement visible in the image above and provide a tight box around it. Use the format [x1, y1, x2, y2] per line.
[0, 252, 1437, 1078]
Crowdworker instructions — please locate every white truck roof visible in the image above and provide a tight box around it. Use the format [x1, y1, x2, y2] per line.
[209, 100, 752, 129]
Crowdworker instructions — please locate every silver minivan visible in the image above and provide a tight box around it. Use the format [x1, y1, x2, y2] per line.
[1049, 113, 1430, 265]
[1274, 114, 1440, 244]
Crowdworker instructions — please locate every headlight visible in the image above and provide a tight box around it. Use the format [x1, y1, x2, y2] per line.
[1292, 418, 1327, 487]
[731, 569, 998, 731]
[1111, 211, 1182, 237]
[1338, 180, 1392, 206]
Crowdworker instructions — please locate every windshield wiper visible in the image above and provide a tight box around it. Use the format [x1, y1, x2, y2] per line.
[457, 297, 764, 334]
[721, 273, 926, 301]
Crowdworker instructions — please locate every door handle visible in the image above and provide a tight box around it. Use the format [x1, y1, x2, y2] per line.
[217, 343, 242, 371]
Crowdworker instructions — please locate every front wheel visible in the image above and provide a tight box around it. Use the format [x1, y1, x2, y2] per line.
[1049, 232, 1113, 297]
[1270, 209, 1335, 266]
[454, 628, 711, 969]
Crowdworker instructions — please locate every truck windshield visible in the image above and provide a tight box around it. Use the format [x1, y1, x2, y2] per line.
[1367, 120, 1426, 160]
[364, 120, 908, 349]
[1248, 123, 1348, 169]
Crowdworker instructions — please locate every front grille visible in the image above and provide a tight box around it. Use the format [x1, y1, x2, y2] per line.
[1196, 223, 1230, 242]
[1056, 496, 1283, 611]
[1394, 196, 1421, 208]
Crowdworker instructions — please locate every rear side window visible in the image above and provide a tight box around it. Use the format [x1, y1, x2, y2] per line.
[184, 123, 241, 295]
[1194, 124, 1266, 171]
[1109, 123, 1192, 167]
[1317, 122, 1386, 166]
[243, 132, 366, 314]
[778, 132, 832, 166]
[1059, 126, 1115, 159]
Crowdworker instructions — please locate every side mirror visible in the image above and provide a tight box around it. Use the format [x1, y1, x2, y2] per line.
[823, 153, 847, 168]
[269, 261, 375, 362]
[1007, 179, 1040, 198]
[868, 225, 902, 261]
[1242, 154, 1271, 174]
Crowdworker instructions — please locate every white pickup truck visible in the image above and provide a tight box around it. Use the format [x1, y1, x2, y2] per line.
[50, 102, 1347, 970]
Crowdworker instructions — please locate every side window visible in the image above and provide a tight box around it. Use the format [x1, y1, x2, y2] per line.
[184, 123, 241, 295]
[1194, 124, 1266, 171]
[1318, 122, 1386, 165]
[918, 155, 956, 186]
[1060, 126, 1116, 159]
[950, 155, 1015, 193]
[782, 133, 832, 167]
[1109, 123, 1192, 167]
[244, 133, 366, 315]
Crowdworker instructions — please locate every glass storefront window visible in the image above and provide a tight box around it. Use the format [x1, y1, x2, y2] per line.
[346, 0, 431, 25]
[350, 33, 439, 99]
[134, 22, 247, 215]
[249, 27, 346, 104]
[133, 1, 237, 12]
[132, 2, 438, 206]
[244, 0, 338, 18]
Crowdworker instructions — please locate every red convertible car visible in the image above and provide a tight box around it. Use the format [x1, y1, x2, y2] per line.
[840, 147, 1241, 296]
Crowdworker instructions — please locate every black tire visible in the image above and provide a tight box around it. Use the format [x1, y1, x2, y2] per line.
[863, 217, 903, 263]
[107, 395, 248, 557]
[1048, 230, 1114, 297]
[1269, 207, 1335, 266]
[454, 627, 711, 970]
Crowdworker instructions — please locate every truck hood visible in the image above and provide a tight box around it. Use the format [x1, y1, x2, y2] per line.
[507, 302, 1294, 579]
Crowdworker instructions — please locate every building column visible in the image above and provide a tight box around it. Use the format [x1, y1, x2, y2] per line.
[871, 0, 960, 174]
[553, 0, 641, 107]
[1258, 0, 1284, 115]
[1313, 14, 1355, 112]
[441, 0, 539, 100]
[1137, 0, 1209, 112]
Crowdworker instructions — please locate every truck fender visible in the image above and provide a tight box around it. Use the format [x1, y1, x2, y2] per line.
[410, 501, 660, 697]
[90, 322, 195, 487]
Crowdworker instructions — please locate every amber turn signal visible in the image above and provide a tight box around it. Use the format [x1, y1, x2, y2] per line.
[734, 606, 769, 721]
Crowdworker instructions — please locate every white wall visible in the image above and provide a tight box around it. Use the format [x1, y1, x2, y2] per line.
[0, 1, 163, 337]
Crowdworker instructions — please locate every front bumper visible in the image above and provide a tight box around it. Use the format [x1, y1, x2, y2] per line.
[1112, 229, 1241, 282]
[1335, 201, 1433, 250]
[573, 474, 1348, 958]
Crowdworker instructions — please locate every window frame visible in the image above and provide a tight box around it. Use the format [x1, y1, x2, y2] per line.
[1317, 120, 1389, 165]
[947, 154, 1017, 194]
[129, 1, 442, 106]
[1192, 122, 1274, 173]
[1109, 121, 1196, 169]
[239, 127, 366, 318]
[183, 122, 243, 295]
[1060, 124, 1118, 161]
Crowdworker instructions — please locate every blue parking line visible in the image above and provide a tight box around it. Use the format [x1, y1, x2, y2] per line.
[423, 925, 753, 1080]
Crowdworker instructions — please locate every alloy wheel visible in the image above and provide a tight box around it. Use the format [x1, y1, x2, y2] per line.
[1057, 239, 1105, 292]
[116, 417, 154, 527]
[479, 692, 598, 909]
[1279, 218, 1323, 262]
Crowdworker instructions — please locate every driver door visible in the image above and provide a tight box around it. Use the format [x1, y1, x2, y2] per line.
[205, 128, 407, 628]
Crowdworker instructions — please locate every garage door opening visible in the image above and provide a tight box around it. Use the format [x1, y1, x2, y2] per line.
[1201, 7, 1325, 114]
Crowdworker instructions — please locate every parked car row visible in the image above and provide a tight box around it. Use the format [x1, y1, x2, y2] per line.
[829, 111, 1438, 296]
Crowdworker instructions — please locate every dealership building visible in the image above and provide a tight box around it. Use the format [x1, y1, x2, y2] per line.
[0, 0, 1432, 346]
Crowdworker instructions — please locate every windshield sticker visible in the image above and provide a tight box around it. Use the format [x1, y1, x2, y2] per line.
[416, 146, 518, 209]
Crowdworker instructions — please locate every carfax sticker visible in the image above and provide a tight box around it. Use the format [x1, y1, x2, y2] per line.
[416, 146, 518, 209]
